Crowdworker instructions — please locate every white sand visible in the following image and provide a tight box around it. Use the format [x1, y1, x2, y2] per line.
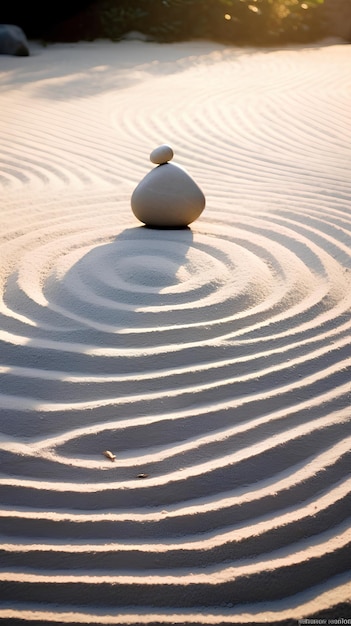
[0, 38, 351, 624]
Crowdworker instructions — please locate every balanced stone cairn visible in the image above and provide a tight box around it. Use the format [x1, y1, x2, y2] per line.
[131, 145, 205, 228]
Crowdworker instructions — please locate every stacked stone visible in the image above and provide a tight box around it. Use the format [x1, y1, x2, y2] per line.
[131, 145, 205, 228]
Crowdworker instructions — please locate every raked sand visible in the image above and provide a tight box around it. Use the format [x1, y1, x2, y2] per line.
[0, 38, 351, 624]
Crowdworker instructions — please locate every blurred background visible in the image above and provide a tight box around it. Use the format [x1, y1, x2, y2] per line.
[0, 0, 350, 46]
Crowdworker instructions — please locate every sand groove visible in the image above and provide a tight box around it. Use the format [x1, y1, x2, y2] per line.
[0, 40, 350, 623]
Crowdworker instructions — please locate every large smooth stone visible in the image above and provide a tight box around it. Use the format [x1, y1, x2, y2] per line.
[131, 163, 205, 228]
[0, 24, 29, 56]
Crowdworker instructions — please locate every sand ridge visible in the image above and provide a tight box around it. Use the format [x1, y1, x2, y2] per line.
[0, 39, 350, 623]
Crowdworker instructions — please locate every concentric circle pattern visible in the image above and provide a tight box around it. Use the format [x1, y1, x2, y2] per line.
[0, 40, 351, 624]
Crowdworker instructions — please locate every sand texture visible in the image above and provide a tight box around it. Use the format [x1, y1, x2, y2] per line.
[0, 39, 350, 624]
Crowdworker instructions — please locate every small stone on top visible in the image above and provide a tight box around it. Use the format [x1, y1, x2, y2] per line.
[150, 144, 174, 165]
